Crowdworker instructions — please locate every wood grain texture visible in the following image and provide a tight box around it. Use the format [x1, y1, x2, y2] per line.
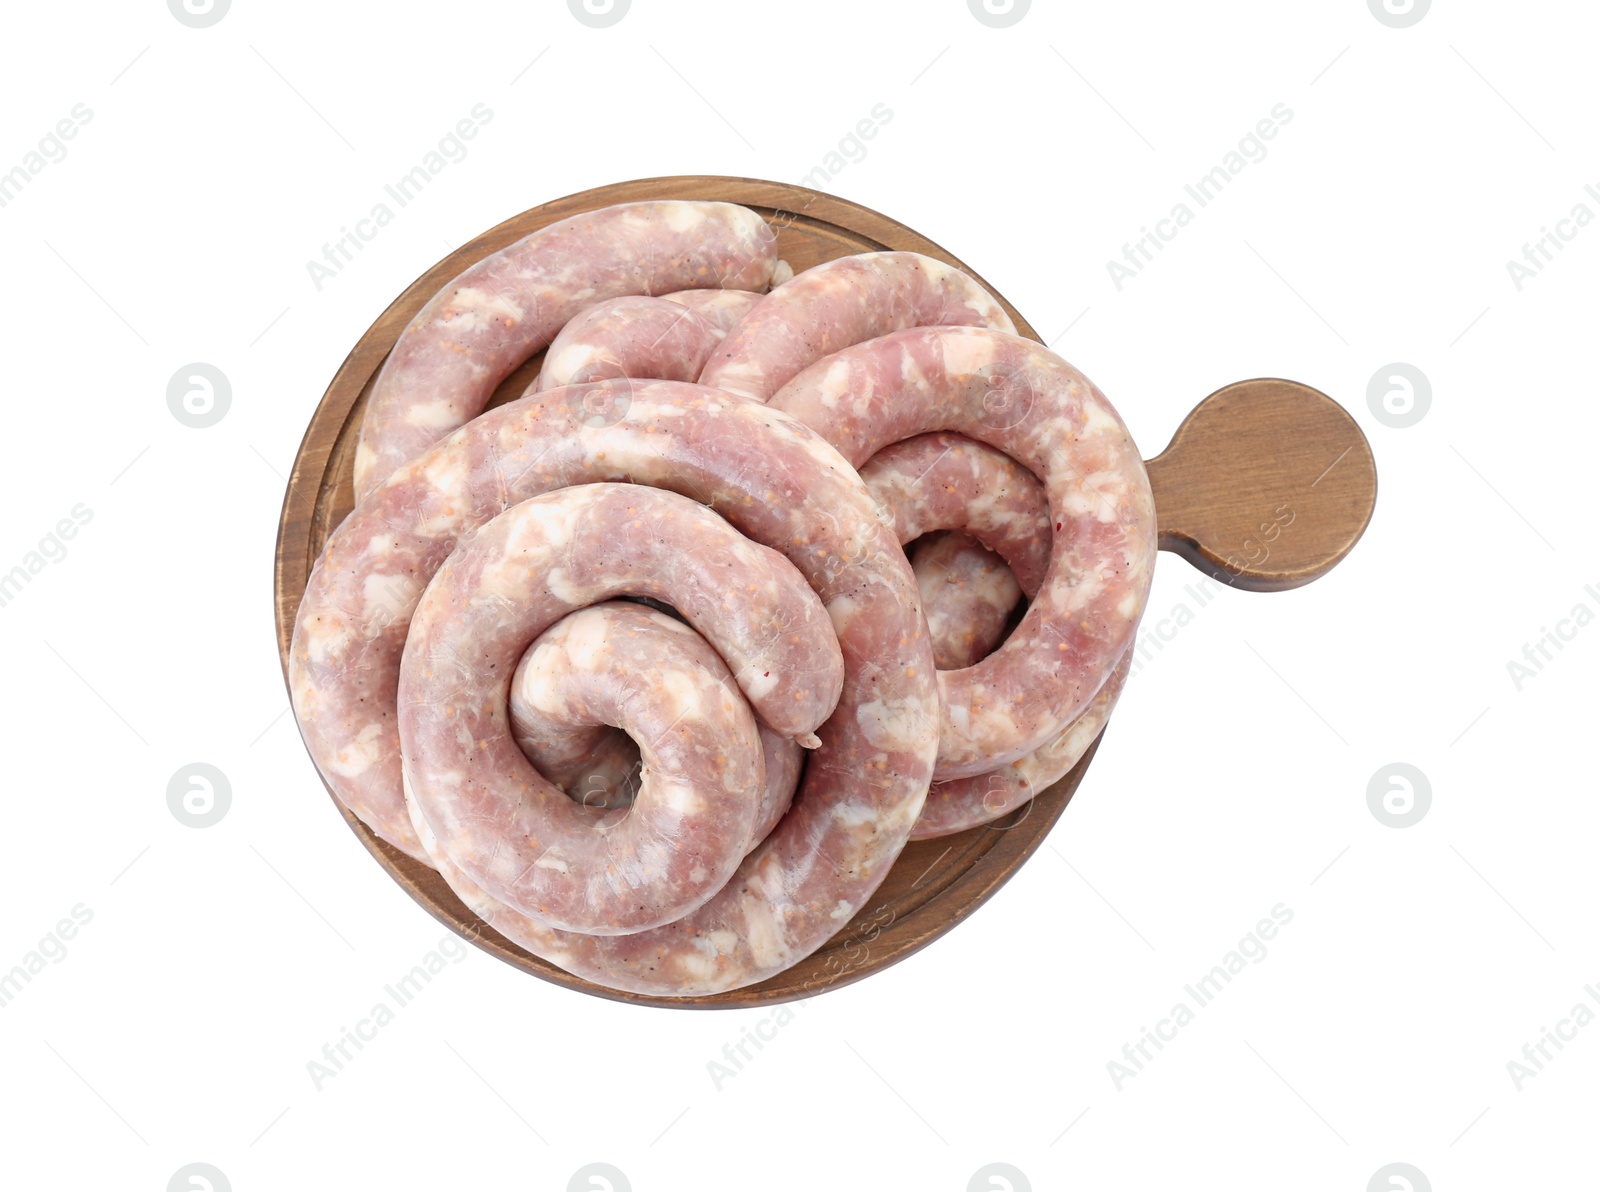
[1147, 378, 1377, 592]
[272, 176, 1373, 1008]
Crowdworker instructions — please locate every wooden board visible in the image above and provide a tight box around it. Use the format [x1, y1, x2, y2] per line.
[273, 176, 1375, 1008]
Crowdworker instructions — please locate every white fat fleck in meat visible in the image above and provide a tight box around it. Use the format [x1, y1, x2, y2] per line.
[560, 609, 612, 671]
[298, 613, 352, 667]
[1051, 571, 1106, 614]
[406, 399, 468, 431]
[540, 566, 589, 605]
[475, 551, 540, 603]
[662, 202, 711, 234]
[947, 702, 1021, 748]
[946, 703, 970, 735]
[675, 948, 722, 984]
[512, 492, 586, 549]
[420, 447, 473, 501]
[818, 358, 853, 409]
[855, 695, 935, 754]
[414, 508, 468, 539]
[655, 778, 703, 817]
[645, 610, 695, 635]
[1116, 588, 1141, 619]
[829, 899, 854, 921]
[1057, 488, 1107, 519]
[326, 721, 385, 778]
[656, 669, 709, 725]
[704, 364, 764, 401]
[738, 666, 779, 702]
[824, 591, 864, 638]
[898, 348, 929, 394]
[535, 852, 571, 874]
[448, 285, 524, 323]
[831, 800, 882, 827]
[577, 425, 679, 464]
[353, 442, 377, 483]
[739, 893, 790, 969]
[360, 572, 420, 630]
[1082, 469, 1131, 494]
[547, 343, 604, 376]
[937, 327, 997, 377]
[518, 649, 571, 715]
[1081, 401, 1122, 438]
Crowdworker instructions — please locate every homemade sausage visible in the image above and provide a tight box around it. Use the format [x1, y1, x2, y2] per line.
[861, 431, 1052, 596]
[912, 651, 1131, 839]
[354, 201, 780, 500]
[863, 433, 1120, 836]
[533, 290, 765, 391]
[535, 297, 724, 391]
[400, 484, 838, 935]
[769, 326, 1156, 780]
[510, 602, 800, 841]
[290, 378, 939, 993]
[512, 700, 641, 811]
[912, 531, 1023, 671]
[660, 288, 763, 334]
[698, 252, 1016, 401]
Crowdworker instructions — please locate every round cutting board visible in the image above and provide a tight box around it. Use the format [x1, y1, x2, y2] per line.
[273, 176, 1376, 1008]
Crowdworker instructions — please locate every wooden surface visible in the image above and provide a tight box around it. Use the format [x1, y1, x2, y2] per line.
[273, 175, 1373, 1008]
[1147, 378, 1376, 591]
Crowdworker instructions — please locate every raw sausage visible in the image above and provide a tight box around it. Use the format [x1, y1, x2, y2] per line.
[533, 290, 764, 391]
[660, 288, 763, 334]
[400, 484, 839, 935]
[861, 431, 1052, 596]
[535, 297, 723, 391]
[912, 531, 1023, 671]
[354, 201, 780, 500]
[769, 326, 1156, 780]
[698, 252, 1016, 401]
[863, 435, 1120, 836]
[289, 378, 939, 993]
[912, 651, 1131, 839]
[510, 602, 799, 841]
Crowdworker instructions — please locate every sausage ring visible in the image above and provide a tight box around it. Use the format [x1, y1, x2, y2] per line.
[508, 601, 801, 840]
[400, 484, 840, 935]
[290, 378, 939, 994]
[769, 325, 1157, 780]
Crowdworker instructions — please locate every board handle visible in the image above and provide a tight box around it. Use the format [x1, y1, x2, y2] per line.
[1144, 378, 1376, 592]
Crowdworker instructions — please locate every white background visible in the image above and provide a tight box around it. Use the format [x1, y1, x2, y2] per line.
[1, 1, 1594, 1189]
